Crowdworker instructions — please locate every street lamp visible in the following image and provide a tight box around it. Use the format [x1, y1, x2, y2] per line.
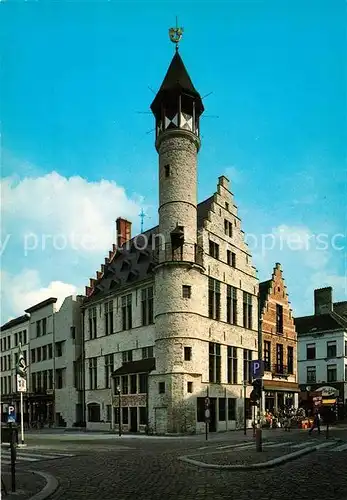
[116, 385, 122, 436]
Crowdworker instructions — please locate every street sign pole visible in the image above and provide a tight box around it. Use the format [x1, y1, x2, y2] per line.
[256, 295, 263, 452]
[20, 392, 24, 445]
[205, 388, 210, 441]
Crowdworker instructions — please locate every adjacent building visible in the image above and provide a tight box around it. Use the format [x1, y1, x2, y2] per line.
[0, 315, 30, 421]
[82, 48, 259, 434]
[0, 295, 84, 427]
[259, 263, 299, 412]
[296, 287, 347, 413]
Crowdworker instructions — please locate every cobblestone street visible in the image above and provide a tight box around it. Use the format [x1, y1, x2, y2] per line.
[6, 429, 347, 500]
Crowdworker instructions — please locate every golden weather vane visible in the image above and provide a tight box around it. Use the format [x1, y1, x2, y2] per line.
[169, 16, 183, 51]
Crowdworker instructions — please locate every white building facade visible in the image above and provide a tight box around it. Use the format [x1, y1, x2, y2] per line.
[0, 315, 30, 422]
[82, 49, 259, 434]
[296, 287, 347, 414]
[0, 295, 84, 428]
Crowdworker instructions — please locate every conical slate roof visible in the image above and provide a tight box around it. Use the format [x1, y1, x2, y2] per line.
[151, 51, 204, 115]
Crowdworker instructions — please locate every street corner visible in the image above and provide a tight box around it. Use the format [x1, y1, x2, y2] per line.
[177, 438, 340, 470]
[1, 470, 59, 500]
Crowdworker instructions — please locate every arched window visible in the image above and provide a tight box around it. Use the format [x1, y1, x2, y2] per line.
[87, 402, 100, 422]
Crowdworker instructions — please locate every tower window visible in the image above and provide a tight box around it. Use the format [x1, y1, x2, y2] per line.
[182, 285, 191, 298]
[159, 382, 165, 394]
[164, 164, 170, 177]
[187, 382, 193, 393]
[184, 347, 192, 361]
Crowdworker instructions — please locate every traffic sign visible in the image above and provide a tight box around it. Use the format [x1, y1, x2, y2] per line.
[204, 397, 210, 408]
[205, 409, 210, 420]
[17, 375, 27, 393]
[251, 360, 264, 379]
[7, 405, 16, 424]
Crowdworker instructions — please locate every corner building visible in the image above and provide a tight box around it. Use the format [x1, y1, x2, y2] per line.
[83, 48, 259, 434]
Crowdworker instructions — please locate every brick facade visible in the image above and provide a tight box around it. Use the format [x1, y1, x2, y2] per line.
[260, 263, 299, 411]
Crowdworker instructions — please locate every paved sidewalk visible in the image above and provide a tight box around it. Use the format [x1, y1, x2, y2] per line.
[178, 438, 340, 469]
[2, 470, 46, 499]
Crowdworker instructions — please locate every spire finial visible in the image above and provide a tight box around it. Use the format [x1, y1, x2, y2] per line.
[169, 17, 183, 52]
[139, 208, 146, 233]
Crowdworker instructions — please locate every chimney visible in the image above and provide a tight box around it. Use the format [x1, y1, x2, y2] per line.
[218, 175, 229, 190]
[116, 218, 132, 248]
[314, 287, 333, 315]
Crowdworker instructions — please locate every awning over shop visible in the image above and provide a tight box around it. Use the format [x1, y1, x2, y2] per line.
[111, 357, 155, 377]
[263, 380, 299, 392]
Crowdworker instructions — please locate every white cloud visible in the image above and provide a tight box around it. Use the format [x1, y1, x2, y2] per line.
[1, 171, 142, 254]
[224, 165, 244, 185]
[1, 269, 80, 321]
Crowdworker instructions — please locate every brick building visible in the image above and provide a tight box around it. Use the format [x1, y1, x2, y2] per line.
[259, 263, 299, 412]
[82, 44, 259, 434]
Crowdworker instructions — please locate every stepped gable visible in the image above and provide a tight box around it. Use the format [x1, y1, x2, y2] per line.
[259, 263, 293, 316]
[84, 197, 215, 303]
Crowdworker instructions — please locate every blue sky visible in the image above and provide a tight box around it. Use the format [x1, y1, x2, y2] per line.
[1, 0, 346, 322]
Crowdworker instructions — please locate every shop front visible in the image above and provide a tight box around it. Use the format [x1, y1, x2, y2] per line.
[263, 380, 299, 413]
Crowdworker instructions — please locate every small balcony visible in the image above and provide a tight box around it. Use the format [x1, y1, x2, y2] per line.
[272, 364, 288, 379]
[156, 242, 204, 268]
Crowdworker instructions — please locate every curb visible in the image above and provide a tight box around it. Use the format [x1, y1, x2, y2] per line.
[178, 440, 340, 470]
[28, 471, 59, 500]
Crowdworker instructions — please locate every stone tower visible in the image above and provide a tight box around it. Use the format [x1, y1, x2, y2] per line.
[149, 43, 206, 433]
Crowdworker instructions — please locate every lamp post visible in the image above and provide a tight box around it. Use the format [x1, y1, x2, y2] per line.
[243, 381, 247, 435]
[116, 385, 122, 436]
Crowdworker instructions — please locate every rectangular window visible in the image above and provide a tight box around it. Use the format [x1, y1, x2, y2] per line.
[327, 364, 337, 383]
[345, 365, 347, 382]
[122, 294, 133, 330]
[42, 370, 48, 391]
[121, 375, 129, 394]
[71, 326, 76, 339]
[23, 330, 27, 344]
[14, 333, 18, 346]
[88, 403, 100, 422]
[306, 344, 316, 360]
[224, 219, 233, 237]
[42, 345, 47, 361]
[208, 278, 221, 320]
[37, 347, 41, 362]
[243, 292, 253, 329]
[218, 398, 226, 421]
[139, 374, 148, 393]
[122, 350, 133, 363]
[122, 407, 129, 424]
[231, 252, 236, 268]
[7, 354, 11, 371]
[56, 368, 65, 389]
[142, 346, 154, 359]
[31, 349, 36, 364]
[327, 341, 337, 358]
[104, 354, 114, 388]
[48, 344, 53, 359]
[227, 346, 238, 384]
[88, 307, 97, 339]
[345, 341, 347, 357]
[182, 285, 191, 298]
[184, 346, 192, 361]
[55, 341, 64, 357]
[187, 381, 193, 393]
[226, 285, 237, 324]
[209, 342, 221, 383]
[227, 250, 231, 265]
[36, 321, 41, 338]
[209, 240, 220, 259]
[89, 357, 98, 390]
[228, 398, 236, 420]
[104, 301, 114, 336]
[287, 346, 294, 374]
[276, 344, 284, 373]
[48, 369, 53, 389]
[106, 405, 112, 422]
[141, 287, 154, 326]
[276, 304, 283, 334]
[243, 349, 253, 383]
[130, 374, 137, 394]
[196, 398, 205, 422]
[42, 317, 47, 335]
[164, 164, 170, 178]
[159, 381, 165, 394]
[264, 341, 271, 371]
[139, 407, 147, 425]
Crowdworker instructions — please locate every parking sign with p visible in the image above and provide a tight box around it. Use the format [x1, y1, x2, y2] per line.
[7, 405, 16, 424]
[251, 360, 264, 379]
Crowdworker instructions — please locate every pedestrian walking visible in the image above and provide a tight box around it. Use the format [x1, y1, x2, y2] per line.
[308, 408, 321, 435]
